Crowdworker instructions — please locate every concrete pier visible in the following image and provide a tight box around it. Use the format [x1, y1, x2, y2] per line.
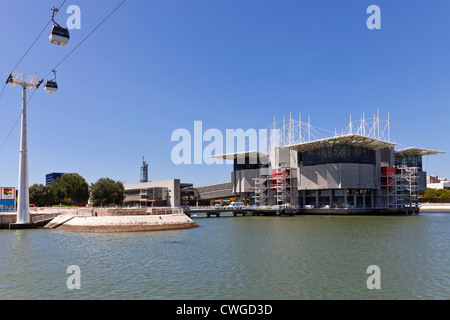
[0, 212, 61, 229]
[44, 213, 198, 232]
[9, 222, 36, 230]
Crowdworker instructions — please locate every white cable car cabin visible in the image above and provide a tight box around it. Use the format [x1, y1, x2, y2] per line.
[49, 25, 70, 46]
[44, 80, 58, 93]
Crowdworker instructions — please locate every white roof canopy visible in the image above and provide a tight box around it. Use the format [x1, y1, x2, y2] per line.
[211, 151, 269, 161]
[285, 134, 397, 153]
[395, 148, 445, 157]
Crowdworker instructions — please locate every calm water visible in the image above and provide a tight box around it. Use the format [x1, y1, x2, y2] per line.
[0, 212, 449, 300]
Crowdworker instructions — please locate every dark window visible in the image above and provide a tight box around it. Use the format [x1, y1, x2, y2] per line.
[51, 26, 70, 38]
[302, 144, 376, 166]
[45, 81, 58, 88]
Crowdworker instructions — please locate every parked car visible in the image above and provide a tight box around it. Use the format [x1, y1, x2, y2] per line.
[227, 202, 244, 207]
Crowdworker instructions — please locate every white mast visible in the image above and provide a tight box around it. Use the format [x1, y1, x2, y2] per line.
[362, 111, 366, 136]
[299, 113, 302, 143]
[308, 115, 311, 142]
[377, 108, 380, 140]
[388, 111, 391, 142]
[6, 73, 43, 227]
[349, 114, 353, 135]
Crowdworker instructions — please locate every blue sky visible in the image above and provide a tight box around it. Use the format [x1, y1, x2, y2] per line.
[0, 0, 449, 188]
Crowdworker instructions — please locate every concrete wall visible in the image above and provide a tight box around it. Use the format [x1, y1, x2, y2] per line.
[298, 163, 377, 190]
[418, 171, 427, 191]
[268, 147, 298, 168]
[232, 169, 259, 193]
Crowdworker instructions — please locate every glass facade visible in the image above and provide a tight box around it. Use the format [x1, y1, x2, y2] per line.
[124, 187, 168, 201]
[46, 173, 65, 186]
[395, 155, 423, 170]
[301, 144, 376, 166]
[234, 158, 269, 171]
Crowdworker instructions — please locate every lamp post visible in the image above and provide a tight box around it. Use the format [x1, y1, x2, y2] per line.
[6, 73, 43, 229]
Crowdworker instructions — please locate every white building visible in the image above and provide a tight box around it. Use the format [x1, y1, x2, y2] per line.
[427, 181, 450, 190]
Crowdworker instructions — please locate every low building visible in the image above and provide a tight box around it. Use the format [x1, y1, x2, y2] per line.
[124, 179, 193, 208]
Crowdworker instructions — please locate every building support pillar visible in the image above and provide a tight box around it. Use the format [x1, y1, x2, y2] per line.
[371, 190, 374, 208]
[302, 191, 306, 207]
[363, 190, 366, 208]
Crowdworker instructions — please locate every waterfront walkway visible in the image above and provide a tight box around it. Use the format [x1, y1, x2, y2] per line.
[183, 205, 420, 217]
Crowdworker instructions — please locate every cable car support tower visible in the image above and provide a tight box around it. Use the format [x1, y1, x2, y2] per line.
[6, 73, 43, 228]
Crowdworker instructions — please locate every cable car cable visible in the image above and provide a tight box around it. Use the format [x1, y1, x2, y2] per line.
[1, 0, 128, 154]
[43, 0, 127, 79]
[0, 0, 67, 102]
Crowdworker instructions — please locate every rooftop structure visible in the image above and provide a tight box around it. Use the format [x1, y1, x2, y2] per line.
[285, 134, 396, 153]
[140, 157, 149, 183]
[395, 148, 445, 157]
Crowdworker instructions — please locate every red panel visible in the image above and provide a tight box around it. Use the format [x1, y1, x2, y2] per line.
[381, 166, 396, 175]
[272, 168, 290, 186]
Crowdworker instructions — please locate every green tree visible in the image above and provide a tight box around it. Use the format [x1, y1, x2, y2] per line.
[439, 190, 450, 203]
[90, 178, 124, 207]
[51, 173, 89, 205]
[29, 184, 54, 207]
[422, 188, 437, 202]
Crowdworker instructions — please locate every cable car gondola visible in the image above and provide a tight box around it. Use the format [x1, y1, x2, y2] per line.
[44, 70, 58, 93]
[49, 7, 70, 46]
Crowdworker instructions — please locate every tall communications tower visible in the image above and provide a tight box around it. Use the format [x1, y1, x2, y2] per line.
[140, 156, 149, 183]
[6, 73, 43, 228]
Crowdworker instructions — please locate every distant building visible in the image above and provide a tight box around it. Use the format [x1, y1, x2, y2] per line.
[46, 172, 76, 186]
[427, 175, 439, 184]
[46, 173, 65, 186]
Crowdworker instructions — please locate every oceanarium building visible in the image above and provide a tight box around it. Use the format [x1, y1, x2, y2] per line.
[212, 113, 444, 212]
